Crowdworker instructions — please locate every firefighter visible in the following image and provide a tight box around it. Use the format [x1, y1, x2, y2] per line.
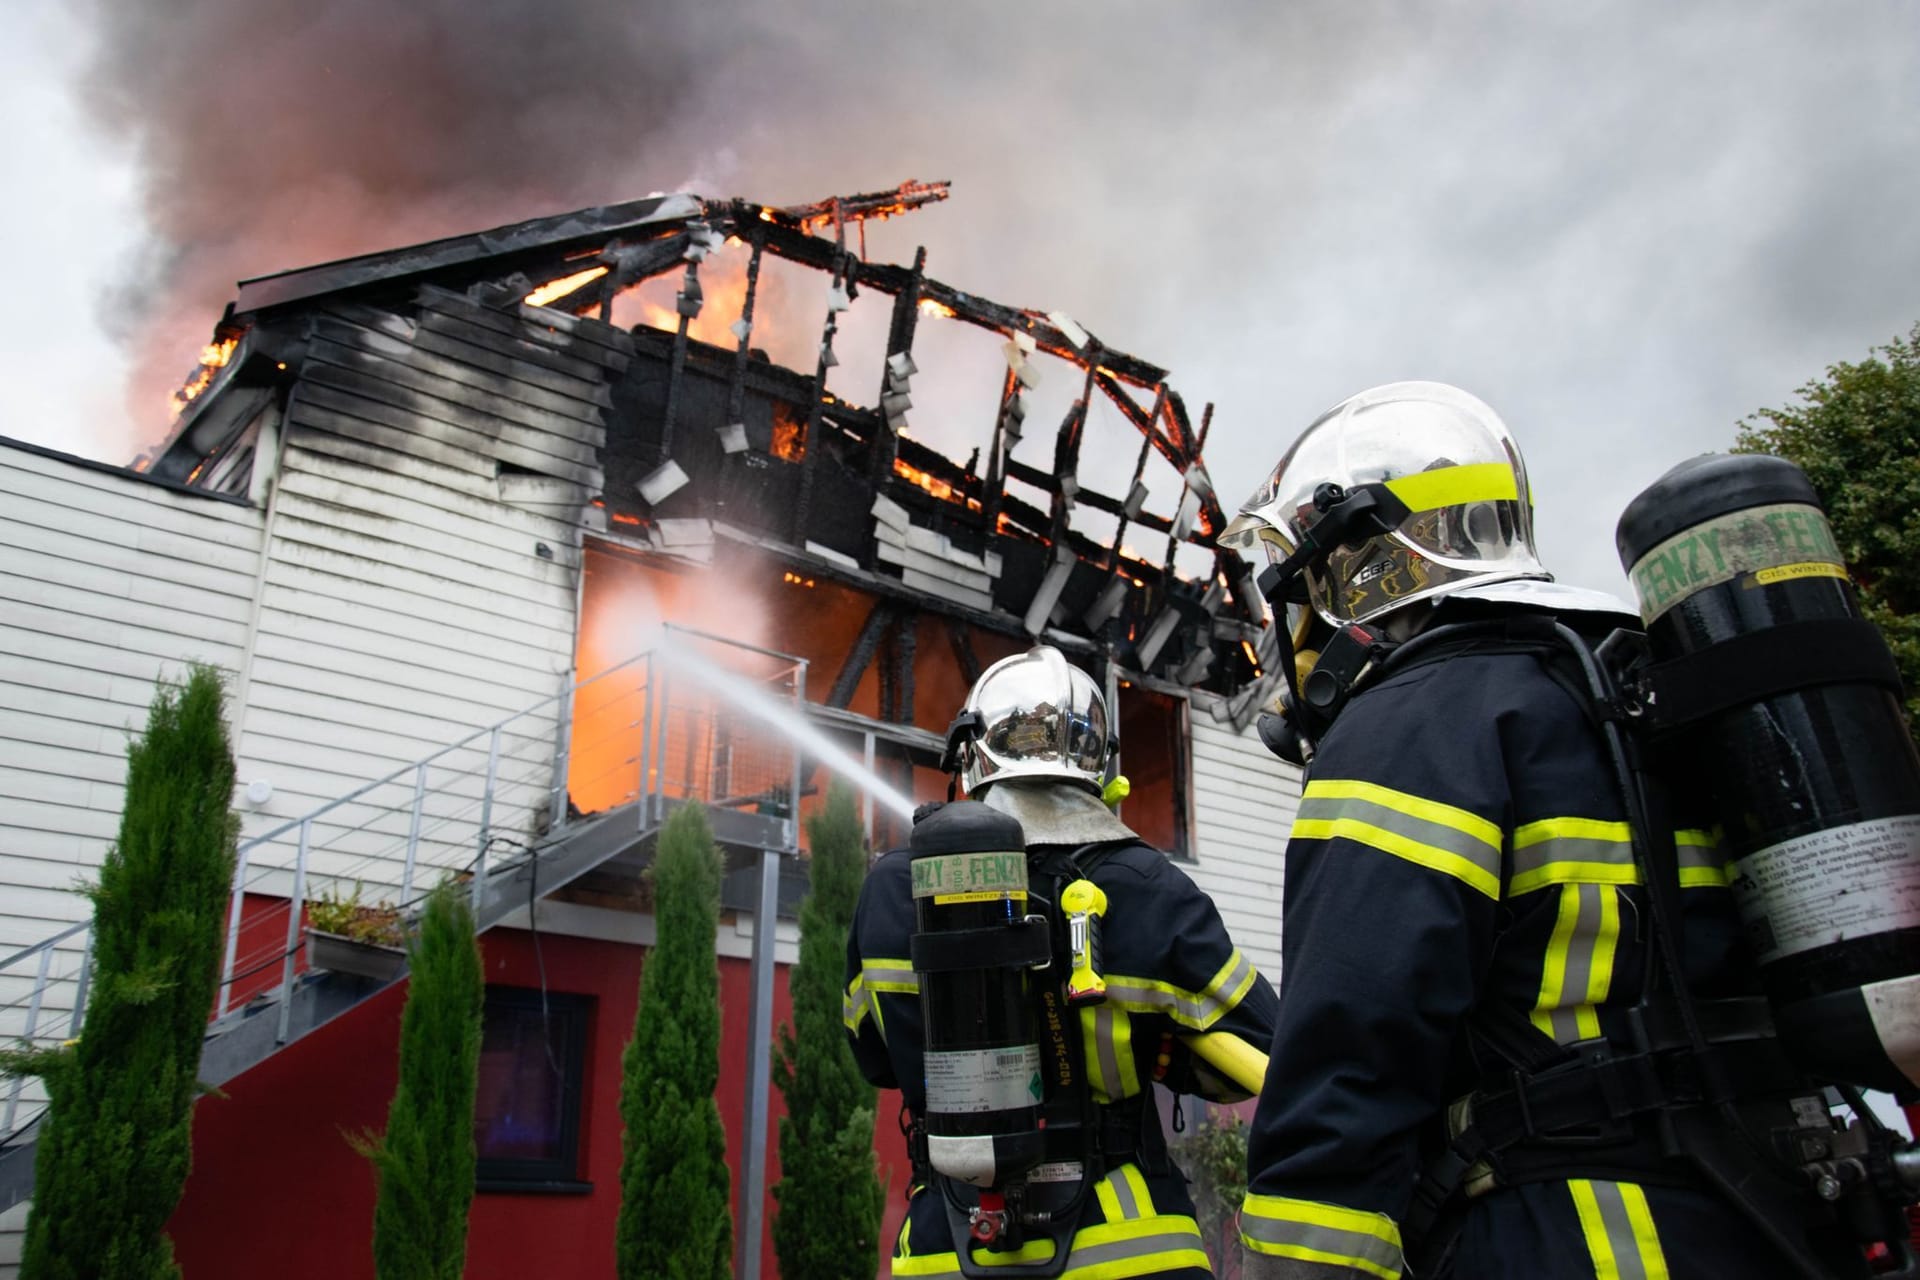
[1218, 382, 1869, 1279]
[844, 645, 1280, 1278]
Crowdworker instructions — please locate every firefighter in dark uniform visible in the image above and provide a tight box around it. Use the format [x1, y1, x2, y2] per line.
[845, 645, 1281, 1278]
[1218, 383, 1868, 1279]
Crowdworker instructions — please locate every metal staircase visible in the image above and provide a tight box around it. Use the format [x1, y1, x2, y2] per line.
[0, 627, 933, 1212]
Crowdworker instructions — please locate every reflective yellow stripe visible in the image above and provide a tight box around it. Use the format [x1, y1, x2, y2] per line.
[1381, 461, 1519, 513]
[1081, 1004, 1137, 1105]
[1118, 1165, 1154, 1218]
[1090, 1163, 1153, 1222]
[1180, 1030, 1270, 1095]
[1102, 948, 1263, 1031]
[1570, 1180, 1670, 1280]
[1511, 821, 1732, 894]
[1532, 884, 1620, 1043]
[856, 958, 917, 1040]
[844, 972, 866, 1032]
[1675, 829, 1731, 887]
[1296, 779, 1501, 898]
[893, 1212, 1208, 1278]
[1239, 1194, 1403, 1280]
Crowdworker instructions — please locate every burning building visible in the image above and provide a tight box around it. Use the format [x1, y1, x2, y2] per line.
[0, 182, 1298, 1277]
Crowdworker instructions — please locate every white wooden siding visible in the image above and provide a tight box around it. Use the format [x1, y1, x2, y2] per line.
[1184, 717, 1300, 985]
[0, 445, 264, 952]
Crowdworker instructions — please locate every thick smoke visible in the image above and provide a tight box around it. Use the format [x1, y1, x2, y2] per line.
[69, 2, 1920, 593]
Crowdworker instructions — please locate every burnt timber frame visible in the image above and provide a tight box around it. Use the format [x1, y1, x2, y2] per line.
[151, 180, 1279, 716]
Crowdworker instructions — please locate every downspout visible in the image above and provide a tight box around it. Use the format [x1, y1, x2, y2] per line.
[227, 402, 288, 747]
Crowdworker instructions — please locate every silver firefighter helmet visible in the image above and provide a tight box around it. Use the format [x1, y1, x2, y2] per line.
[1220, 381, 1549, 627]
[948, 645, 1111, 797]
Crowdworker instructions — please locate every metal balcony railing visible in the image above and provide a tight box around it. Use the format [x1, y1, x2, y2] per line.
[0, 626, 876, 1150]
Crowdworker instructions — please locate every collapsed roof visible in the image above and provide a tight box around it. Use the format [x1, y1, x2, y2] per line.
[148, 181, 1282, 723]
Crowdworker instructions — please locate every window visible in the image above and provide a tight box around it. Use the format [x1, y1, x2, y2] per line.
[475, 987, 592, 1192]
[1116, 684, 1193, 861]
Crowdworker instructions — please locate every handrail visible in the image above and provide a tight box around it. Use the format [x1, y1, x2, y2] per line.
[232, 649, 655, 857]
[0, 921, 89, 975]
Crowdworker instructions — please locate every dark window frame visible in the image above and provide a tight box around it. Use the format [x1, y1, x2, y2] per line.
[1116, 682, 1196, 863]
[475, 986, 593, 1195]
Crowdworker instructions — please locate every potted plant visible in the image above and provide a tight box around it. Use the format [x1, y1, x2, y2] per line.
[306, 882, 409, 981]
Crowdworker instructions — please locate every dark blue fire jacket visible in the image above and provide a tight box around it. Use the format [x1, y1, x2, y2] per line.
[1238, 619, 1859, 1279]
[847, 834, 1280, 1279]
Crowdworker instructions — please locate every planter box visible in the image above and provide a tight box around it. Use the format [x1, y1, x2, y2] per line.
[306, 930, 408, 982]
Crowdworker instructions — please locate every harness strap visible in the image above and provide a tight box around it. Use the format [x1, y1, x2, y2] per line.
[1640, 617, 1903, 733]
[910, 919, 1051, 972]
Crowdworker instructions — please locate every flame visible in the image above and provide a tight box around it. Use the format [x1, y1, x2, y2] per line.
[525, 265, 610, 308]
[894, 458, 982, 511]
[782, 571, 817, 588]
[918, 300, 957, 320]
[771, 403, 806, 462]
[168, 337, 240, 418]
[1242, 640, 1262, 674]
[610, 512, 642, 526]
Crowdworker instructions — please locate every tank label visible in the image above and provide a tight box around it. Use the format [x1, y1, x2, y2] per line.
[1628, 502, 1845, 622]
[924, 1046, 1044, 1114]
[1731, 814, 1920, 964]
[912, 850, 1028, 904]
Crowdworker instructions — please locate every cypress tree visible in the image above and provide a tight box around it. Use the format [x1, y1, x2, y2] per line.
[616, 804, 732, 1280]
[355, 881, 483, 1280]
[771, 783, 884, 1278]
[5, 665, 239, 1280]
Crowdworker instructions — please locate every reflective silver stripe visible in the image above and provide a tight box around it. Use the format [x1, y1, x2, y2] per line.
[1513, 835, 1633, 881]
[1103, 956, 1256, 1030]
[1084, 1004, 1126, 1103]
[862, 960, 919, 991]
[1055, 1227, 1205, 1272]
[1240, 1206, 1403, 1276]
[1296, 792, 1502, 879]
[1533, 884, 1620, 1045]
[843, 975, 865, 1031]
[1206, 948, 1257, 1006]
[1105, 1165, 1140, 1220]
[1570, 1180, 1667, 1280]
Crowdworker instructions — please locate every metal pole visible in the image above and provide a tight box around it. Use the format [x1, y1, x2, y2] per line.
[275, 819, 312, 1045]
[474, 727, 502, 918]
[738, 842, 782, 1280]
[549, 669, 575, 835]
[71, 926, 94, 1029]
[216, 842, 251, 1017]
[402, 761, 427, 907]
[637, 654, 655, 832]
[737, 659, 804, 1280]
[4, 946, 54, 1132]
[863, 731, 876, 846]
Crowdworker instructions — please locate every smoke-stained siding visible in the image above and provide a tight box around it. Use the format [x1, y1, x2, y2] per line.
[231, 296, 625, 904]
[1185, 717, 1296, 983]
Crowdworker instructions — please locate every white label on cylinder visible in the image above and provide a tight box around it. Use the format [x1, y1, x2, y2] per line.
[1863, 973, 1920, 1090]
[927, 1134, 997, 1187]
[924, 1045, 1043, 1114]
[1731, 814, 1920, 963]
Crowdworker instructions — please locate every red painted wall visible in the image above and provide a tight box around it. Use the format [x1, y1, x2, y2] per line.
[169, 924, 915, 1278]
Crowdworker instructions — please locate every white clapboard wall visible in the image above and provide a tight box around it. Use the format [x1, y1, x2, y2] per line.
[0, 444, 265, 949]
[1184, 715, 1300, 985]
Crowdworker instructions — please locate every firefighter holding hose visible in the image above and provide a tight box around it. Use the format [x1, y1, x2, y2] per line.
[844, 645, 1280, 1278]
[1220, 381, 1917, 1279]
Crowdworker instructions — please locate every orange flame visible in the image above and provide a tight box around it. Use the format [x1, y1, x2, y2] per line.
[894, 458, 982, 512]
[525, 265, 610, 308]
[918, 299, 957, 320]
[168, 337, 240, 418]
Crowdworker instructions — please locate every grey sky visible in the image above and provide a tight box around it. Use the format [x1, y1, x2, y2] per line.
[3, 0, 1916, 596]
